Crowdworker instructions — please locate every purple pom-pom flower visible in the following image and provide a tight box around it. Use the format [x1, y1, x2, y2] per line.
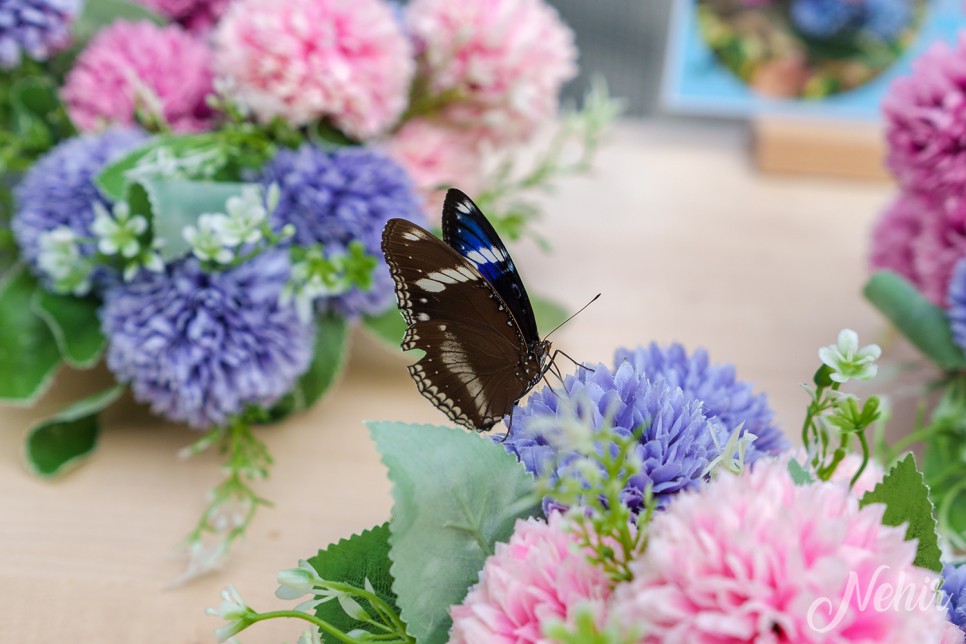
[502, 356, 725, 512]
[943, 563, 966, 633]
[947, 258, 966, 353]
[259, 144, 424, 318]
[12, 128, 148, 289]
[615, 343, 789, 459]
[100, 251, 315, 429]
[0, 0, 81, 69]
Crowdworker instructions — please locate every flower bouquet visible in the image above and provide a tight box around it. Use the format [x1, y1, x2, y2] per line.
[696, 0, 923, 98]
[866, 29, 966, 550]
[207, 331, 966, 642]
[0, 0, 619, 579]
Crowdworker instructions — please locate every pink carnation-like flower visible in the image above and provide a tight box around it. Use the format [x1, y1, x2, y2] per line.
[883, 35, 966, 214]
[407, 0, 577, 146]
[62, 20, 214, 133]
[869, 192, 930, 289]
[384, 118, 484, 214]
[449, 514, 611, 643]
[136, 0, 232, 33]
[945, 622, 966, 644]
[213, 0, 413, 139]
[609, 458, 949, 642]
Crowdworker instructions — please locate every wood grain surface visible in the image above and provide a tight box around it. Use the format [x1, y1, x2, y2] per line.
[0, 119, 900, 643]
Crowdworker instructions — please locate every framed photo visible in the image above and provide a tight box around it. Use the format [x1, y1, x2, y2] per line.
[663, 0, 964, 119]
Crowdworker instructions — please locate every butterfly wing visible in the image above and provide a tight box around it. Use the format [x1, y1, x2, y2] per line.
[441, 189, 541, 345]
[382, 218, 534, 430]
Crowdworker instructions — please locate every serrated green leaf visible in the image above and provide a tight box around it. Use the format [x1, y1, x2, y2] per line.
[0, 267, 61, 403]
[531, 294, 569, 337]
[25, 384, 124, 477]
[859, 453, 942, 572]
[863, 271, 966, 370]
[138, 178, 248, 262]
[787, 458, 814, 485]
[369, 421, 541, 644]
[308, 523, 398, 636]
[31, 289, 105, 369]
[363, 308, 407, 348]
[290, 315, 349, 412]
[72, 0, 164, 43]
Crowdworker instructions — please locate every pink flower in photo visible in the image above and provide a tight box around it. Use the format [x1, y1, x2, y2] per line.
[213, 0, 413, 139]
[384, 118, 484, 214]
[883, 35, 966, 216]
[608, 458, 949, 642]
[62, 20, 214, 133]
[449, 514, 611, 643]
[407, 0, 577, 146]
[869, 192, 930, 290]
[136, 0, 233, 33]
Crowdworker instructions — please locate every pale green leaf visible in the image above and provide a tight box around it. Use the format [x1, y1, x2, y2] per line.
[0, 267, 61, 404]
[31, 289, 105, 369]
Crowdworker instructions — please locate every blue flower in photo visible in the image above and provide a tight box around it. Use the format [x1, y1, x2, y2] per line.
[862, 0, 913, 40]
[260, 144, 424, 318]
[100, 251, 315, 429]
[790, 0, 863, 39]
[0, 0, 82, 68]
[947, 258, 966, 353]
[12, 128, 147, 287]
[942, 563, 966, 632]
[615, 343, 789, 460]
[502, 357, 725, 512]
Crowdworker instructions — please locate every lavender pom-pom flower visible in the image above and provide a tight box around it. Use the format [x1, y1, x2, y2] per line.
[946, 258, 966, 353]
[502, 357, 725, 512]
[12, 128, 148, 287]
[0, 0, 81, 69]
[100, 251, 315, 429]
[943, 563, 966, 633]
[615, 343, 789, 459]
[259, 143, 423, 318]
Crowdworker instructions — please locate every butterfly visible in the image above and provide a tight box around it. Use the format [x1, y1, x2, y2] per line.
[381, 188, 552, 431]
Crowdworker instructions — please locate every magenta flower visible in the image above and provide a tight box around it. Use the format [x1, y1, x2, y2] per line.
[608, 457, 949, 642]
[213, 0, 413, 139]
[383, 118, 484, 214]
[449, 513, 611, 643]
[136, 0, 233, 33]
[406, 0, 577, 145]
[883, 35, 966, 215]
[62, 20, 215, 133]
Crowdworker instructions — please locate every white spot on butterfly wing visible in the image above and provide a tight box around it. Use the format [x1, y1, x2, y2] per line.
[402, 231, 420, 241]
[415, 278, 445, 292]
[456, 200, 472, 214]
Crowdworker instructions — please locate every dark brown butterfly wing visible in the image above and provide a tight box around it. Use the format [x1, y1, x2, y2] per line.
[382, 218, 535, 430]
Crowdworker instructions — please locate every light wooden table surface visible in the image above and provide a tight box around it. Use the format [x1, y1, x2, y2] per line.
[0, 119, 897, 643]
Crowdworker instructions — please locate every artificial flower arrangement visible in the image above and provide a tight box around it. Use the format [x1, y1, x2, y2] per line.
[206, 330, 966, 643]
[697, 0, 922, 98]
[0, 0, 619, 579]
[867, 28, 966, 551]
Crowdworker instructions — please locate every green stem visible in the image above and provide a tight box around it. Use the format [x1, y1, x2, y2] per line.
[886, 424, 941, 463]
[850, 431, 870, 489]
[245, 610, 365, 644]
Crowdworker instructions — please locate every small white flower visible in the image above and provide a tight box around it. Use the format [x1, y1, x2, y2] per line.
[206, 585, 254, 643]
[92, 201, 148, 258]
[37, 227, 81, 279]
[184, 213, 234, 264]
[295, 630, 322, 644]
[221, 187, 267, 247]
[276, 560, 322, 600]
[819, 329, 881, 383]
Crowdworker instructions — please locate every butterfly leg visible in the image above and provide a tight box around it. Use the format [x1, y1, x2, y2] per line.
[548, 349, 595, 374]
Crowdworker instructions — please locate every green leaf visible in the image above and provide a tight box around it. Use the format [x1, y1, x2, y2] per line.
[787, 458, 814, 485]
[289, 315, 349, 411]
[137, 178, 248, 261]
[31, 290, 105, 369]
[813, 364, 834, 388]
[308, 523, 398, 636]
[363, 308, 407, 348]
[369, 421, 541, 644]
[859, 453, 942, 572]
[863, 271, 966, 370]
[531, 294, 569, 337]
[95, 133, 223, 201]
[0, 267, 61, 404]
[25, 384, 124, 477]
[9, 77, 74, 152]
[72, 0, 163, 43]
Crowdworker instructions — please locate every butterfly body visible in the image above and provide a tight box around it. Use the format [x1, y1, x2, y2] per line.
[382, 189, 550, 431]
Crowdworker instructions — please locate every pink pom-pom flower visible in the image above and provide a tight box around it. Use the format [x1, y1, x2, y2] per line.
[383, 118, 484, 214]
[406, 0, 577, 146]
[213, 0, 413, 139]
[608, 458, 950, 642]
[449, 513, 611, 643]
[136, 0, 232, 33]
[883, 34, 966, 216]
[62, 20, 214, 133]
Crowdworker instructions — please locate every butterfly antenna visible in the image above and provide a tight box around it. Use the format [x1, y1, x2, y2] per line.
[543, 293, 601, 340]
